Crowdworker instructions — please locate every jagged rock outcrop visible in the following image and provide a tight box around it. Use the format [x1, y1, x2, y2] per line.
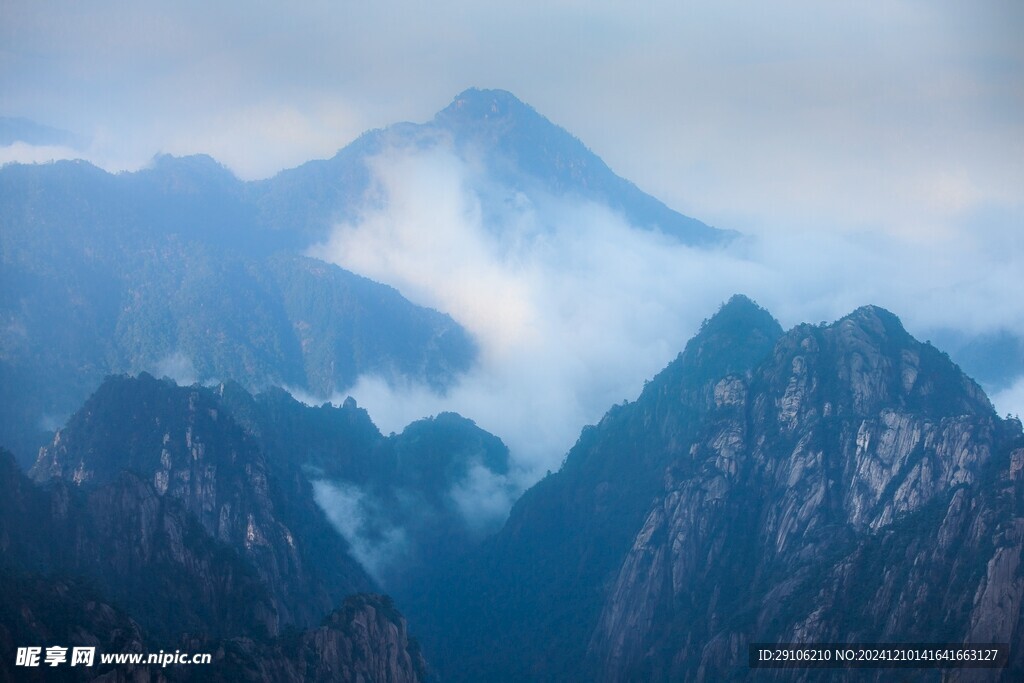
[216, 381, 514, 592]
[404, 295, 784, 681]
[585, 304, 1022, 681]
[298, 595, 425, 682]
[0, 562, 426, 683]
[193, 594, 428, 683]
[408, 296, 1024, 682]
[27, 374, 373, 636]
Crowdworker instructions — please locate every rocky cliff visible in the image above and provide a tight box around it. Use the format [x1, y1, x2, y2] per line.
[407, 296, 1024, 682]
[2, 373, 433, 680]
[586, 304, 1022, 681]
[191, 594, 428, 683]
[27, 374, 373, 637]
[0, 556, 426, 683]
[216, 380, 514, 592]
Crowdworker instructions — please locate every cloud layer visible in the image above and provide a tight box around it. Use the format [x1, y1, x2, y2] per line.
[309, 146, 1024, 487]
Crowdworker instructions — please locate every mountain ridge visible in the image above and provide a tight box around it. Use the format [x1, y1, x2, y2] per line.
[1, 86, 728, 467]
[250, 87, 731, 246]
[403, 296, 1024, 682]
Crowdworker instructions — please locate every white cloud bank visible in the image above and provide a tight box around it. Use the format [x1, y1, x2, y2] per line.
[312, 480, 409, 584]
[992, 379, 1024, 422]
[0, 142, 81, 167]
[309, 146, 1024, 486]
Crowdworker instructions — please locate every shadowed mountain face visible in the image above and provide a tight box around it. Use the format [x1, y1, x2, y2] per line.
[403, 296, 1024, 682]
[251, 88, 731, 248]
[0, 88, 728, 468]
[0, 556, 426, 683]
[26, 373, 374, 638]
[0, 156, 476, 466]
[1, 372, 473, 680]
[215, 380, 515, 592]
[5, 368, 510, 640]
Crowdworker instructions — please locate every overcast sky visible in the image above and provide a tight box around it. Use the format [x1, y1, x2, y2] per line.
[2, 0, 1021, 240]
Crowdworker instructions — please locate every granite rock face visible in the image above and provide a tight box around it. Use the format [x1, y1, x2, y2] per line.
[410, 297, 1024, 682]
[27, 374, 373, 637]
[1, 372, 432, 681]
[586, 304, 1022, 681]
[199, 595, 428, 683]
[0, 559, 426, 683]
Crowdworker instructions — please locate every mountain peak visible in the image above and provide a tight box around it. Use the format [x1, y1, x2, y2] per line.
[427, 87, 730, 245]
[678, 295, 783, 385]
[144, 153, 239, 185]
[838, 303, 910, 340]
[701, 294, 778, 333]
[438, 88, 537, 123]
[764, 303, 995, 419]
[640, 296, 782, 406]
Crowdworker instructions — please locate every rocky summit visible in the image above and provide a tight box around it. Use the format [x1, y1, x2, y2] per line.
[405, 296, 1024, 682]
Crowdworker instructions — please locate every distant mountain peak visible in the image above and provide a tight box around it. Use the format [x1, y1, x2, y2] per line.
[426, 87, 732, 245]
[839, 303, 910, 339]
[431, 87, 554, 145]
[148, 152, 225, 169]
[144, 152, 239, 185]
[640, 295, 782, 406]
[703, 294, 778, 331]
[249, 87, 731, 246]
[438, 88, 539, 123]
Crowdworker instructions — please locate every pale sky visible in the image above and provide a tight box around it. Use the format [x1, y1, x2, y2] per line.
[2, 0, 1021, 240]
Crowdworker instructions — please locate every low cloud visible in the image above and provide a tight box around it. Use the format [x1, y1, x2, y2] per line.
[449, 462, 518, 534]
[992, 378, 1024, 422]
[312, 480, 409, 585]
[310, 146, 1024, 489]
[152, 352, 198, 387]
[0, 142, 81, 167]
[312, 465, 511, 586]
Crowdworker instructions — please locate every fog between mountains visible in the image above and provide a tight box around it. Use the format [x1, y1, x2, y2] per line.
[307, 145, 1024, 494]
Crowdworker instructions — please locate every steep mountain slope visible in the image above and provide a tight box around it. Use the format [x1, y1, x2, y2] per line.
[0, 156, 475, 465]
[1, 88, 730, 468]
[407, 297, 1024, 682]
[2, 371, 441, 680]
[4, 452, 280, 642]
[215, 381, 514, 591]
[13, 371, 512, 650]
[586, 305, 1020, 681]
[251, 88, 731, 247]
[406, 295, 783, 680]
[27, 374, 374, 637]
